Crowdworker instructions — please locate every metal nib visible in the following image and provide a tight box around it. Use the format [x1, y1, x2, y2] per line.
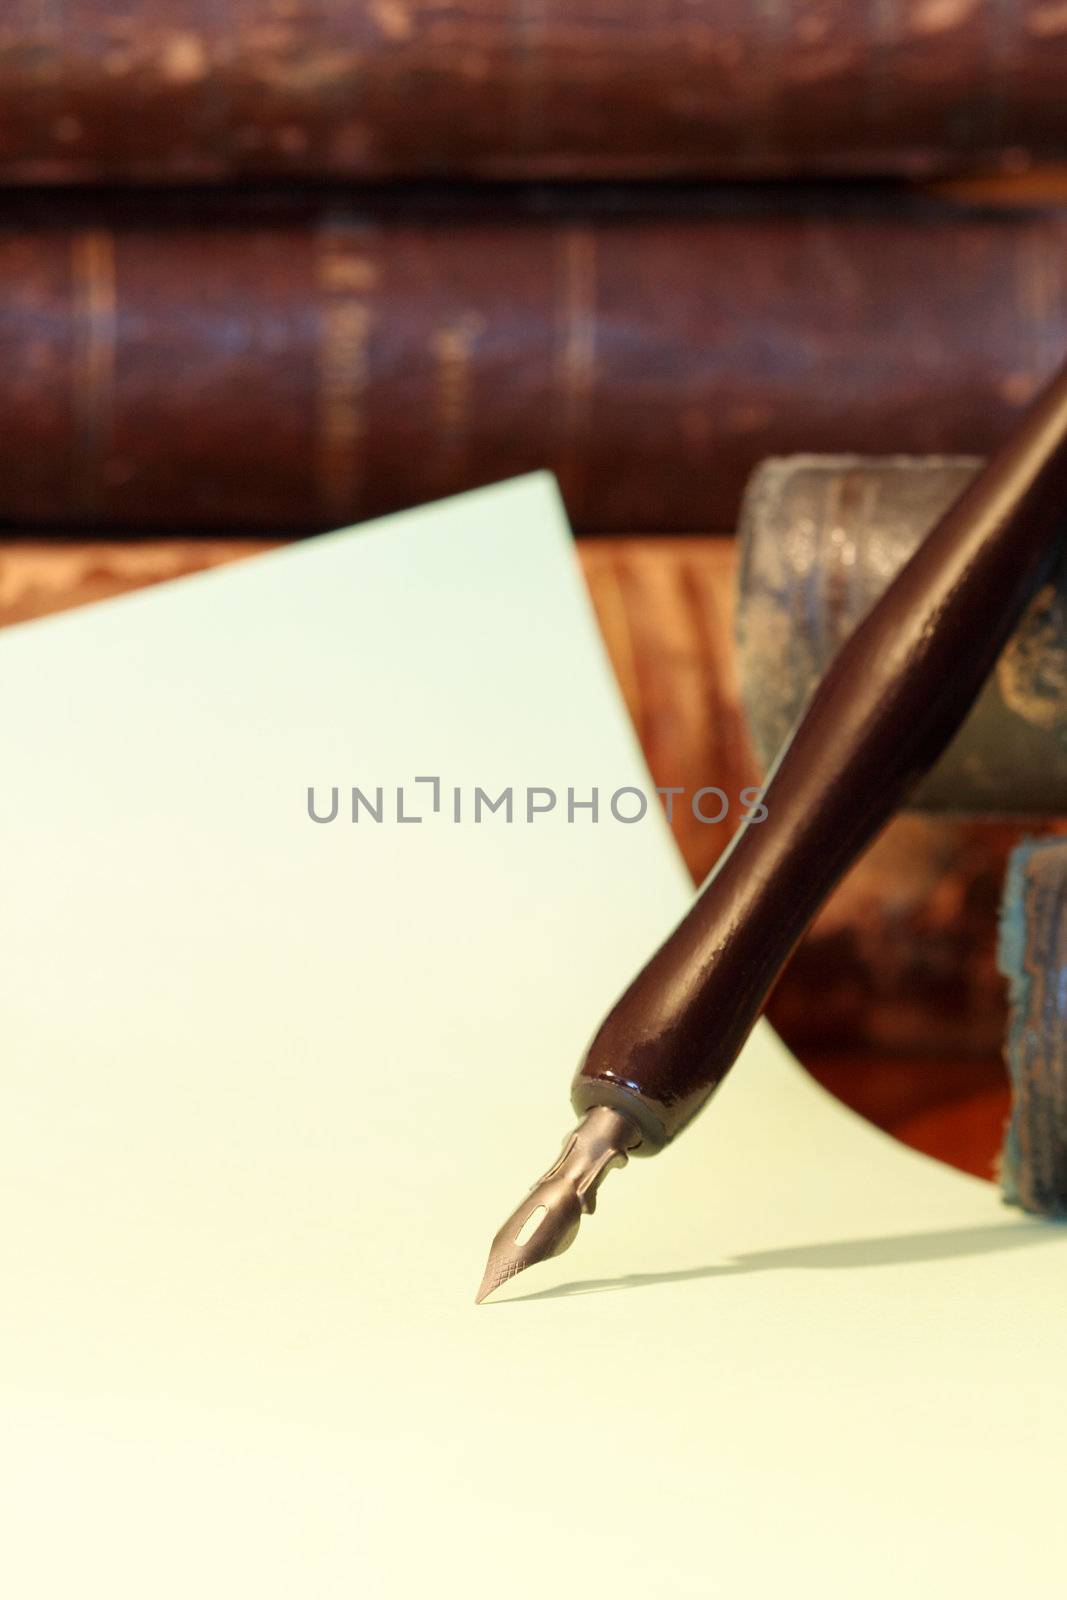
[475, 1106, 638, 1302]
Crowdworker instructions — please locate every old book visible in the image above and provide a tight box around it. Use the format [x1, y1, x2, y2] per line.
[998, 837, 1067, 1212]
[737, 455, 1067, 814]
[6, 191, 1067, 534]
[3, 2, 1067, 182]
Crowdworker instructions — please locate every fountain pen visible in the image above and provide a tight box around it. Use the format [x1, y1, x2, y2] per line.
[476, 355, 1067, 1303]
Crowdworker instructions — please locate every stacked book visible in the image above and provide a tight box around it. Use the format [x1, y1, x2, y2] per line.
[4, 4, 1067, 536]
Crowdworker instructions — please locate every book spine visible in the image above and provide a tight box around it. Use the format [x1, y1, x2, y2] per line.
[6, 203, 1067, 534]
[3, 3, 1067, 181]
[998, 837, 1067, 1214]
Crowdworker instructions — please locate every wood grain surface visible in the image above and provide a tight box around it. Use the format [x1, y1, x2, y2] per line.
[0, 532, 1014, 1175]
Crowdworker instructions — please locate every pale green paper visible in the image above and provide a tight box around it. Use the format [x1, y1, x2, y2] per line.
[1, 474, 1064, 1598]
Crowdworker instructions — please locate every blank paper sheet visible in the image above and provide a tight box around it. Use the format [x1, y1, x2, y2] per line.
[1, 474, 1065, 1599]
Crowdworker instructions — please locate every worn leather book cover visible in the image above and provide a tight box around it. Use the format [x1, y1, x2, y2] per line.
[2, 2, 1067, 182]
[6, 191, 1067, 534]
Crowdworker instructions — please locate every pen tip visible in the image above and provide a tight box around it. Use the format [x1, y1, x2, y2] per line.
[473, 1107, 638, 1303]
[473, 1198, 576, 1304]
[474, 1253, 523, 1305]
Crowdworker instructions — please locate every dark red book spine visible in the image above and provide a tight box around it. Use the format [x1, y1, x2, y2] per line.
[6, 197, 1067, 533]
[4, 2, 1067, 181]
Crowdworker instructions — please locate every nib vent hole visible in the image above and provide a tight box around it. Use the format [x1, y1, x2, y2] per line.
[513, 1205, 548, 1248]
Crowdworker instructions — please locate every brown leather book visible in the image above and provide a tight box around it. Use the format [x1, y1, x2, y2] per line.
[3, 2, 1067, 182]
[7, 192, 1067, 535]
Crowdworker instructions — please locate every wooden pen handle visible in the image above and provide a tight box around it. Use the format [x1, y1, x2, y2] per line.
[574, 360, 1067, 1147]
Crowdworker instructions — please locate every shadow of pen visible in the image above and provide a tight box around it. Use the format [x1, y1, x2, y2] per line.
[497, 1218, 1066, 1303]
